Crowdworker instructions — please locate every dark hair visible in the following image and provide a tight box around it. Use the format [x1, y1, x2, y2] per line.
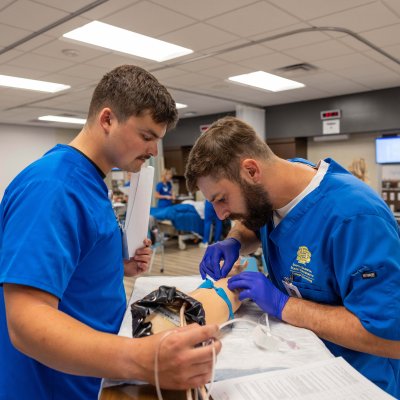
[185, 116, 275, 193]
[87, 65, 178, 130]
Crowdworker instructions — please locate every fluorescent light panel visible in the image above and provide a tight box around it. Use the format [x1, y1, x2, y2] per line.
[228, 71, 305, 92]
[38, 115, 86, 125]
[176, 103, 187, 109]
[0, 74, 70, 93]
[63, 21, 193, 62]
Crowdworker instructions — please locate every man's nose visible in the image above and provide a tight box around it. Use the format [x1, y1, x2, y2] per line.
[214, 205, 229, 221]
[150, 141, 158, 157]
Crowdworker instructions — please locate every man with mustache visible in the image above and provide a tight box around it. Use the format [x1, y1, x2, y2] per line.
[185, 116, 400, 398]
[0, 65, 221, 400]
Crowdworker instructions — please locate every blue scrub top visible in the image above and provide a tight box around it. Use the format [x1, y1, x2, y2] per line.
[156, 181, 173, 208]
[260, 158, 400, 398]
[0, 145, 126, 400]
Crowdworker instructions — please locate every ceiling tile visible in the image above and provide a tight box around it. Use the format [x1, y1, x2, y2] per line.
[0, 1, 16, 11]
[0, 49, 23, 64]
[381, 0, 400, 17]
[177, 57, 227, 73]
[263, 31, 331, 51]
[0, 0, 400, 127]
[82, 0, 139, 20]
[0, 0, 67, 31]
[0, 22, 31, 47]
[199, 62, 250, 80]
[85, 53, 153, 70]
[310, 2, 400, 33]
[283, 39, 354, 61]
[0, 64, 46, 79]
[237, 52, 301, 71]
[362, 23, 400, 47]
[14, 34, 54, 52]
[103, 1, 195, 37]
[40, 16, 92, 38]
[268, 0, 373, 21]
[207, 2, 300, 37]
[314, 52, 379, 71]
[150, 67, 190, 83]
[40, 71, 90, 87]
[151, 0, 256, 20]
[160, 23, 238, 52]
[55, 62, 109, 80]
[32, 0, 99, 13]
[215, 43, 274, 63]
[307, 78, 368, 95]
[8, 52, 75, 73]
[33, 37, 111, 62]
[357, 74, 400, 90]
[364, 47, 400, 71]
[160, 72, 217, 88]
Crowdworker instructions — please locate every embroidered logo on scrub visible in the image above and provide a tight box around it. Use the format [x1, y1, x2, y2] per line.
[296, 246, 311, 264]
[290, 246, 315, 283]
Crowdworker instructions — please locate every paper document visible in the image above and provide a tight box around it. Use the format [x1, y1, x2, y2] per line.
[124, 166, 154, 258]
[209, 357, 395, 400]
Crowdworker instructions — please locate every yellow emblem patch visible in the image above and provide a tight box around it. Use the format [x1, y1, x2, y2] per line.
[296, 246, 311, 264]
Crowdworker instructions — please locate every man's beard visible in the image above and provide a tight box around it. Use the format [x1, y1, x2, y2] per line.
[230, 179, 273, 231]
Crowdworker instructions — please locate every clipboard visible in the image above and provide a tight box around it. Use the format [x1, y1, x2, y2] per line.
[123, 166, 154, 259]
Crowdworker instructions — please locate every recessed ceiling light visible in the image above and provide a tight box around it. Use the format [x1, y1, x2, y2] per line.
[38, 115, 86, 125]
[63, 21, 193, 62]
[61, 48, 79, 57]
[0, 75, 70, 93]
[228, 71, 305, 92]
[176, 103, 187, 109]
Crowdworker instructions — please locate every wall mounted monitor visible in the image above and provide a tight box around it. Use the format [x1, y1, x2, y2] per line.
[376, 136, 400, 164]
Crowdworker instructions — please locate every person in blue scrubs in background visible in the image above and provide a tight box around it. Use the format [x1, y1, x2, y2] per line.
[0, 65, 220, 400]
[155, 168, 175, 207]
[199, 200, 223, 248]
[185, 116, 400, 398]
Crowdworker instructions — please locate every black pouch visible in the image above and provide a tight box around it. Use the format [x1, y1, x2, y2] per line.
[131, 286, 206, 338]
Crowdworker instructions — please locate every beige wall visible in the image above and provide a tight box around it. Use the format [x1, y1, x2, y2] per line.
[0, 124, 77, 199]
[307, 133, 382, 193]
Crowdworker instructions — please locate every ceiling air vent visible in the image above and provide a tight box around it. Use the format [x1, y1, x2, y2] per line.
[274, 63, 318, 76]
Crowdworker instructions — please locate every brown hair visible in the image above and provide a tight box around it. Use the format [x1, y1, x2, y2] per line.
[87, 65, 178, 130]
[185, 116, 275, 193]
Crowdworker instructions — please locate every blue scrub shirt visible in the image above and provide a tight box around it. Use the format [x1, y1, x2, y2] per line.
[156, 181, 173, 208]
[260, 158, 400, 398]
[0, 145, 126, 400]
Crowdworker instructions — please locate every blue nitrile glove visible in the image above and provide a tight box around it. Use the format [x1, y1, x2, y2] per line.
[228, 272, 289, 320]
[199, 238, 241, 280]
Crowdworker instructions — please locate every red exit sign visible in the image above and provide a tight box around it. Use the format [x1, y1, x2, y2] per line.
[320, 109, 341, 120]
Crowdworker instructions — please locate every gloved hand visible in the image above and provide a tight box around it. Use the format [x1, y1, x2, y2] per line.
[227, 272, 289, 320]
[199, 238, 241, 280]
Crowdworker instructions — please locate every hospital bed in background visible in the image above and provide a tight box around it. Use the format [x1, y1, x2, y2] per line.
[150, 201, 204, 250]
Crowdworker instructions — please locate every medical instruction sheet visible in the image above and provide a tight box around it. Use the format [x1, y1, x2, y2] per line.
[209, 356, 395, 400]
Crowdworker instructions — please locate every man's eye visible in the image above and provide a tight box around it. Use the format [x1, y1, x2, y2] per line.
[143, 135, 152, 141]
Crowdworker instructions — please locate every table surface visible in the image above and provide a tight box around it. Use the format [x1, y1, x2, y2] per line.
[99, 276, 332, 400]
[100, 385, 188, 400]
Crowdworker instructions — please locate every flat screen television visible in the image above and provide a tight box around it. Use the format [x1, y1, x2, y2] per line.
[375, 136, 400, 164]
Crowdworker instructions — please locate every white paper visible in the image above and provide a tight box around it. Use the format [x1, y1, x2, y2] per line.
[210, 357, 396, 400]
[322, 119, 340, 134]
[124, 166, 154, 258]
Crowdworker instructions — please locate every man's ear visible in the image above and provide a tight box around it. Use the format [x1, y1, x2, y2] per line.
[241, 159, 261, 183]
[99, 108, 113, 132]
